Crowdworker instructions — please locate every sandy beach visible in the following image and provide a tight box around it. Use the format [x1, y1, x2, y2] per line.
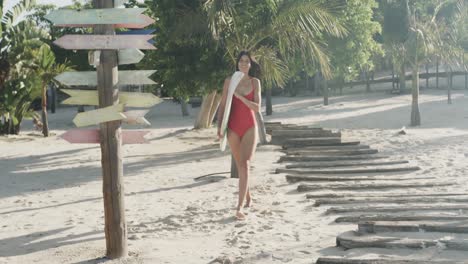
[1, 76, 468, 263]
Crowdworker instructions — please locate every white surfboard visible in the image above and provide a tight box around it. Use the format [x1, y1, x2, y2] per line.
[220, 71, 245, 151]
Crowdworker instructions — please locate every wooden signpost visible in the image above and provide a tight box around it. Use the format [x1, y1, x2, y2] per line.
[49, 0, 158, 258]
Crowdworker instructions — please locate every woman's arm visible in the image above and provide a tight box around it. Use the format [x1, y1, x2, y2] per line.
[234, 78, 261, 112]
[217, 78, 230, 137]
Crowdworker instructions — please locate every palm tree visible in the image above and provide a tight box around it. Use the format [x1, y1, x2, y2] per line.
[0, 0, 51, 134]
[34, 44, 72, 137]
[203, 0, 347, 115]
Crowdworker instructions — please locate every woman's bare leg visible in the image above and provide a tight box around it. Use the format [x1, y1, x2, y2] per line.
[227, 130, 243, 219]
[237, 127, 257, 217]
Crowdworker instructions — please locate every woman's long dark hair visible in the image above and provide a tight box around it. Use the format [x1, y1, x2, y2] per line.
[235, 50, 261, 79]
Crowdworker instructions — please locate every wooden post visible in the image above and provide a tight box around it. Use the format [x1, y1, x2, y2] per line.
[94, 0, 127, 258]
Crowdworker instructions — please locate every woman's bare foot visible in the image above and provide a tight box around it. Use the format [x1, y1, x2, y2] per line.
[235, 211, 246, 220]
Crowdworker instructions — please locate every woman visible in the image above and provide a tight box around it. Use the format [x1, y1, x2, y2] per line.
[217, 51, 262, 220]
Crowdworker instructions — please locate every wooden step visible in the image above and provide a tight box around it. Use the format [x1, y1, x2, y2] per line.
[314, 196, 468, 206]
[283, 148, 378, 156]
[279, 154, 387, 162]
[283, 144, 370, 151]
[272, 129, 339, 138]
[287, 175, 433, 183]
[316, 257, 464, 264]
[278, 166, 420, 175]
[336, 214, 468, 223]
[286, 160, 409, 169]
[358, 220, 468, 234]
[327, 204, 468, 215]
[336, 230, 468, 250]
[297, 182, 453, 192]
[284, 137, 342, 146]
[307, 192, 468, 200]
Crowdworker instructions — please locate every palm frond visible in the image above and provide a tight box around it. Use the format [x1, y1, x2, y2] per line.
[1, 0, 36, 30]
[254, 46, 288, 88]
[203, 0, 235, 39]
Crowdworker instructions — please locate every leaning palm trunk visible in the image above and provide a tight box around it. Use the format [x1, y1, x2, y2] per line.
[399, 63, 406, 94]
[255, 112, 268, 144]
[194, 91, 217, 129]
[208, 93, 222, 125]
[41, 83, 49, 137]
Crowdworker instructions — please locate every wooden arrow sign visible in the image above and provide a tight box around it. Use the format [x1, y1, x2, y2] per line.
[45, 8, 147, 26]
[61, 89, 163, 108]
[118, 49, 145, 65]
[54, 35, 156, 50]
[55, 70, 156, 86]
[54, 14, 155, 29]
[123, 110, 151, 126]
[73, 104, 126, 127]
[61, 129, 149, 144]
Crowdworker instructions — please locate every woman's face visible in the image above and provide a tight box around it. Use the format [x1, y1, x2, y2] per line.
[238, 55, 251, 74]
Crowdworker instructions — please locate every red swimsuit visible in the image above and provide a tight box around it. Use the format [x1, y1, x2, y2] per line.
[228, 79, 256, 138]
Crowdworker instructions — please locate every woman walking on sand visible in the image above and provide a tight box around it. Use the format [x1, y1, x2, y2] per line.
[217, 50, 262, 220]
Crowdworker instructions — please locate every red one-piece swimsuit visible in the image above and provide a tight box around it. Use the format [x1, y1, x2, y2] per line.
[228, 79, 256, 138]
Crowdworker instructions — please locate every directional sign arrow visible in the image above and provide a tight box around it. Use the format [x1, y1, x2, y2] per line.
[61, 129, 150, 144]
[55, 14, 155, 29]
[123, 110, 151, 126]
[73, 104, 126, 127]
[61, 90, 163, 108]
[118, 49, 145, 65]
[45, 8, 147, 26]
[55, 70, 156, 86]
[117, 29, 156, 44]
[54, 35, 156, 50]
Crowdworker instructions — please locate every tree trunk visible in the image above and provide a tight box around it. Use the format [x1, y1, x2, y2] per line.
[365, 70, 371, 93]
[410, 67, 421, 126]
[425, 63, 429, 89]
[314, 72, 321, 96]
[180, 98, 190, 117]
[436, 58, 439, 89]
[463, 52, 467, 90]
[323, 78, 329, 106]
[339, 78, 344, 95]
[305, 72, 309, 91]
[51, 85, 57, 114]
[194, 91, 216, 129]
[392, 66, 396, 90]
[255, 111, 268, 144]
[41, 83, 49, 137]
[231, 154, 238, 178]
[447, 66, 452, 104]
[208, 93, 221, 127]
[266, 88, 273, 116]
[399, 63, 406, 94]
